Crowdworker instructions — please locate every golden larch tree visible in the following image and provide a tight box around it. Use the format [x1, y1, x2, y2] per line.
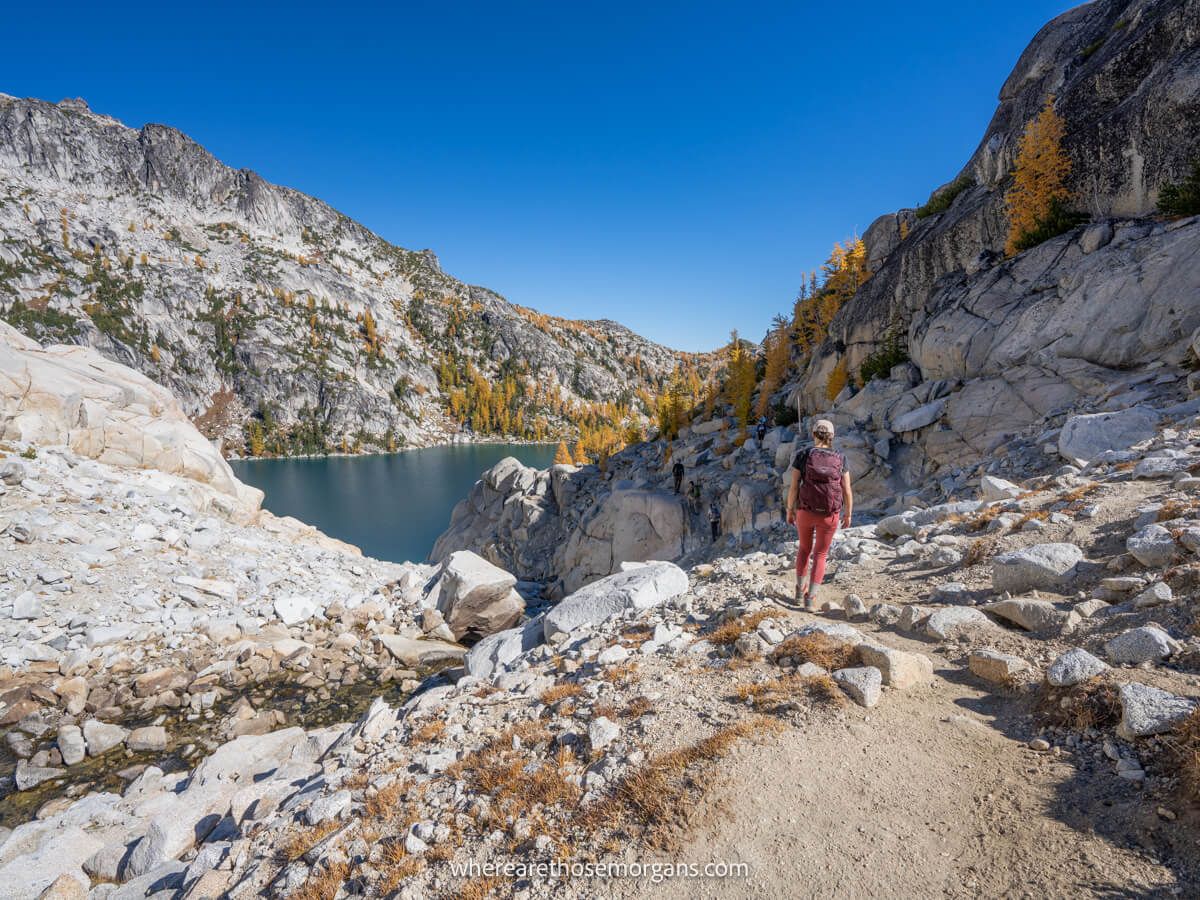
[655, 370, 690, 440]
[1005, 97, 1071, 256]
[825, 357, 849, 402]
[723, 331, 756, 432]
[756, 315, 792, 419]
[247, 421, 266, 457]
[790, 239, 870, 362]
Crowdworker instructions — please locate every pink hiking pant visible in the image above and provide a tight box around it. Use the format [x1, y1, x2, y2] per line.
[795, 508, 839, 586]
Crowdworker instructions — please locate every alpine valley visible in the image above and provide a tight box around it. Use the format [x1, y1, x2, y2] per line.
[4, 1, 1200, 898]
[0, 95, 699, 456]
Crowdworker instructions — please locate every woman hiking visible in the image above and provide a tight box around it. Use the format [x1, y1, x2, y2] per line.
[786, 419, 853, 610]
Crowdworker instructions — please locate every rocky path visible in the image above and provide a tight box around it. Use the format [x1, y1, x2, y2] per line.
[635, 619, 1180, 899]
[10, 311, 1200, 898]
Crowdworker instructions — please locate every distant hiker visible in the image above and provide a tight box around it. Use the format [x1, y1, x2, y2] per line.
[756, 420, 768, 444]
[672, 460, 685, 493]
[688, 481, 701, 513]
[708, 501, 721, 542]
[787, 418, 853, 611]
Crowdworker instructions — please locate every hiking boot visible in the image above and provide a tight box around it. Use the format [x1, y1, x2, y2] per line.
[795, 576, 808, 603]
[804, 585, 819, 612]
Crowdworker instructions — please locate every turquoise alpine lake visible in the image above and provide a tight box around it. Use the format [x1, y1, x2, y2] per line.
[230, 443, 558, 564]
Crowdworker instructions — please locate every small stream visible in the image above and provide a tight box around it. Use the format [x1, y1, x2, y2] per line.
[0, 444, 561, 828]
[0, 671, 442, 829]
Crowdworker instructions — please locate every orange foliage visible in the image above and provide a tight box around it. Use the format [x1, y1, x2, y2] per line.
[1005, 97, 1071, 256]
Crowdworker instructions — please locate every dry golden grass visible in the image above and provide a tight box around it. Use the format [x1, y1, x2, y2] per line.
[578, 717, 778, 849]
[592, 702, 619, 720]
[425, 841, 457, 863]
[496, 720, 554, 750]
[963, 537, 993, 567]
[554, 743, 577, 769]
[707, 610, 773, 646]
[289, 860, 351, 900]
[734, 682, 773, 703]
[961, 505, 1005, 532]
[800, 673, 847, 706]
[445, 721, 553, 784]
[362, 778, 416, 824]
[622, 696, 654, 718]
[446, 721, 578, 832]
[375, 842, 426, 896]
[1036, 677, 1121, 730]
[278, 820, 342, 862]
[1165, 708, 1200, 804]
[1014, 508, 1051, 529]
[1157, 498, 1200, 522]
[454, 877, 504, 900]
[455, 750, 581, 823]
[380, 838, 418, 867]
[411, 719, 446, 745]
[1114, 461, 1136, 472]
[484, 754, 579, 806]
[734, 673, 847, 712]
[1061, 482, 1100, 504]
[540, 682, 585, 704]
[768, 632, 857, 670]
[619, 625, 654, 645]
[598, 661, 640, 686]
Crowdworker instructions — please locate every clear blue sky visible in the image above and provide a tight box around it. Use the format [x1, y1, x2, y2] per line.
[4, 0, 1073, 352]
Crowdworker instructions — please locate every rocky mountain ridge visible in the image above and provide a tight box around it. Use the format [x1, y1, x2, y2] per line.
[0, 95, 690, 454]
[786, 0, 1200, 502]
[428, 0, 1200, 596]
[3, 1, 1200, 896]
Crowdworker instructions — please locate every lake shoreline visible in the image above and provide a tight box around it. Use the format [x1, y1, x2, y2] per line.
[225, 435, 559, 464]
[229, 443, 561, 564]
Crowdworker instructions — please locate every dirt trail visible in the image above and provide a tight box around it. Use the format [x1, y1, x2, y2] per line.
[605, 595, 1183, 899]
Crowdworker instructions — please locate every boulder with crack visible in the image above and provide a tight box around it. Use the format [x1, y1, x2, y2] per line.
[542, 562, 688, 642]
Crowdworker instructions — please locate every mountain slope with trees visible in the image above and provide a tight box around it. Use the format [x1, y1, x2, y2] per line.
[433, 0, 1200, 587]
[709, 0, 1200, 507]
[0, 95, 711, 457]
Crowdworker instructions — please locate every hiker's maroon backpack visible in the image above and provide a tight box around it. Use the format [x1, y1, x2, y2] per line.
[798, 448, 844, 516]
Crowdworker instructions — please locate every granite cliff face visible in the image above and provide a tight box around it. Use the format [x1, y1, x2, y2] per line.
[432, 0, 1200, 591]
[0, 96, 686, 453]
[0, 320, 262, 518]
[788, 0, 1200, 505]
[431, 431, 789, 597]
